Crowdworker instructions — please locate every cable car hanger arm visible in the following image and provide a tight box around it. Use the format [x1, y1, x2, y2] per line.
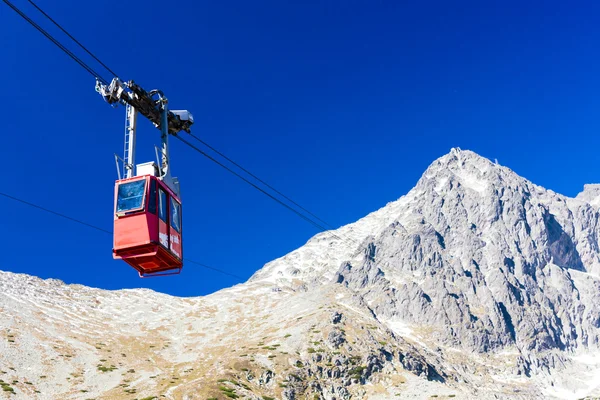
[95, 77, 194, 135]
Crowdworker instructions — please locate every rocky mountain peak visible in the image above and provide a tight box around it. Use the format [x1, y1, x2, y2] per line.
[426, 147, 496, 174]
[252, 148, 554, 286]
[252, 148, 600, 393]
[416, 147, 529, 198]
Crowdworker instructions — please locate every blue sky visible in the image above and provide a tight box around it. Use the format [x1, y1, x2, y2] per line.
[2, 0, 599, 296]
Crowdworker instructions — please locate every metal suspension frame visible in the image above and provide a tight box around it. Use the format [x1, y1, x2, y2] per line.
[96, 78, 193, 195]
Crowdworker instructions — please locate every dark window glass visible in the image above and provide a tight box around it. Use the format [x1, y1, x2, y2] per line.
[148, 179, 157, 215]
[158, 189, 168, 222]
[116, 180, 146, 213]
[170, 200, 181, 233]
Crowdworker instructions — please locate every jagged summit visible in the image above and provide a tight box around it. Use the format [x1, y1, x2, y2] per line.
[417, 147, 549, 201]
[252, 148, 599, 285]
[419, 147, 511, 191]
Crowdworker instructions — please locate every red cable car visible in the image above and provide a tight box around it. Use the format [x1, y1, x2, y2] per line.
[113, 171, 183, 277]
[97, 78, 193, 277]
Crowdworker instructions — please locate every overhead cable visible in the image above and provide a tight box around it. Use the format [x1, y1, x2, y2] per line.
[188, 132, 338, 232]
[174, 134, 355, 247]
[26, 0, 121, 78]
[1, 0, 108, 83]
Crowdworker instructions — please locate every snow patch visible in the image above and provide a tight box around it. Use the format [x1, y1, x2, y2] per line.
[381, 318, 430, 350]
[453, 170, 487, 193]
[435, 176, 449, 193]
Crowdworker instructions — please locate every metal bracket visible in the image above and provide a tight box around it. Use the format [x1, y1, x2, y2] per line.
[96, 77, 194, 134]
[138, 267, 182, 278]
[114, 154, 121, 180]
[114, 154, 132, 181]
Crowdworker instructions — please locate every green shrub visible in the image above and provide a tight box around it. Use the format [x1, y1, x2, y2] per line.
[97, 365, 117, 372]
[219, 386, 239, 399]
[349, 365, 366, 380]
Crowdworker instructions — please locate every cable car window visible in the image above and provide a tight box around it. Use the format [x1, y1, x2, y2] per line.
[116, 180, 146, 213]
[158, 188, 168, 222]
[148, 179, 157, 215]
[170, 200, 181, 233]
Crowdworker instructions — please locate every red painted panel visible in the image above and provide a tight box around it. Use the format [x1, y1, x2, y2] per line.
[170, 231, 182, 260]
[147, 214, 159, 243]
[159, 218, 169, 249]
[113, 213, 151, 251]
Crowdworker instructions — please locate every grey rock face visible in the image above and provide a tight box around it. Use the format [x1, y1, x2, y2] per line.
[576, 183, 600, 204]
[253, 148, 600, 389]
[330, 311, 343, 324]
[336, 149, 600, 362]
[327, 328, 346, 348]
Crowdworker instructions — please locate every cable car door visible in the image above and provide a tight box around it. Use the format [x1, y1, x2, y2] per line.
[169, 199, 182, 259]
[158, 187, 170, 250]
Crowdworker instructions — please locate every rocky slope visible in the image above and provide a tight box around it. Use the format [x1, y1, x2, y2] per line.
[2, 148, 600, 399]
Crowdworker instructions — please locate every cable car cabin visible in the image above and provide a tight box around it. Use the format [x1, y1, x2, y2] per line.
[113, 175, 183, 277]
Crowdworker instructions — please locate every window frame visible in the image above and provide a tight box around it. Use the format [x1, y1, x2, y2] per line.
[158, 187, 168, 223]
[170, 199, 182, 233]
[147, 179, 157, 215]
[116, 179, 147, 215]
